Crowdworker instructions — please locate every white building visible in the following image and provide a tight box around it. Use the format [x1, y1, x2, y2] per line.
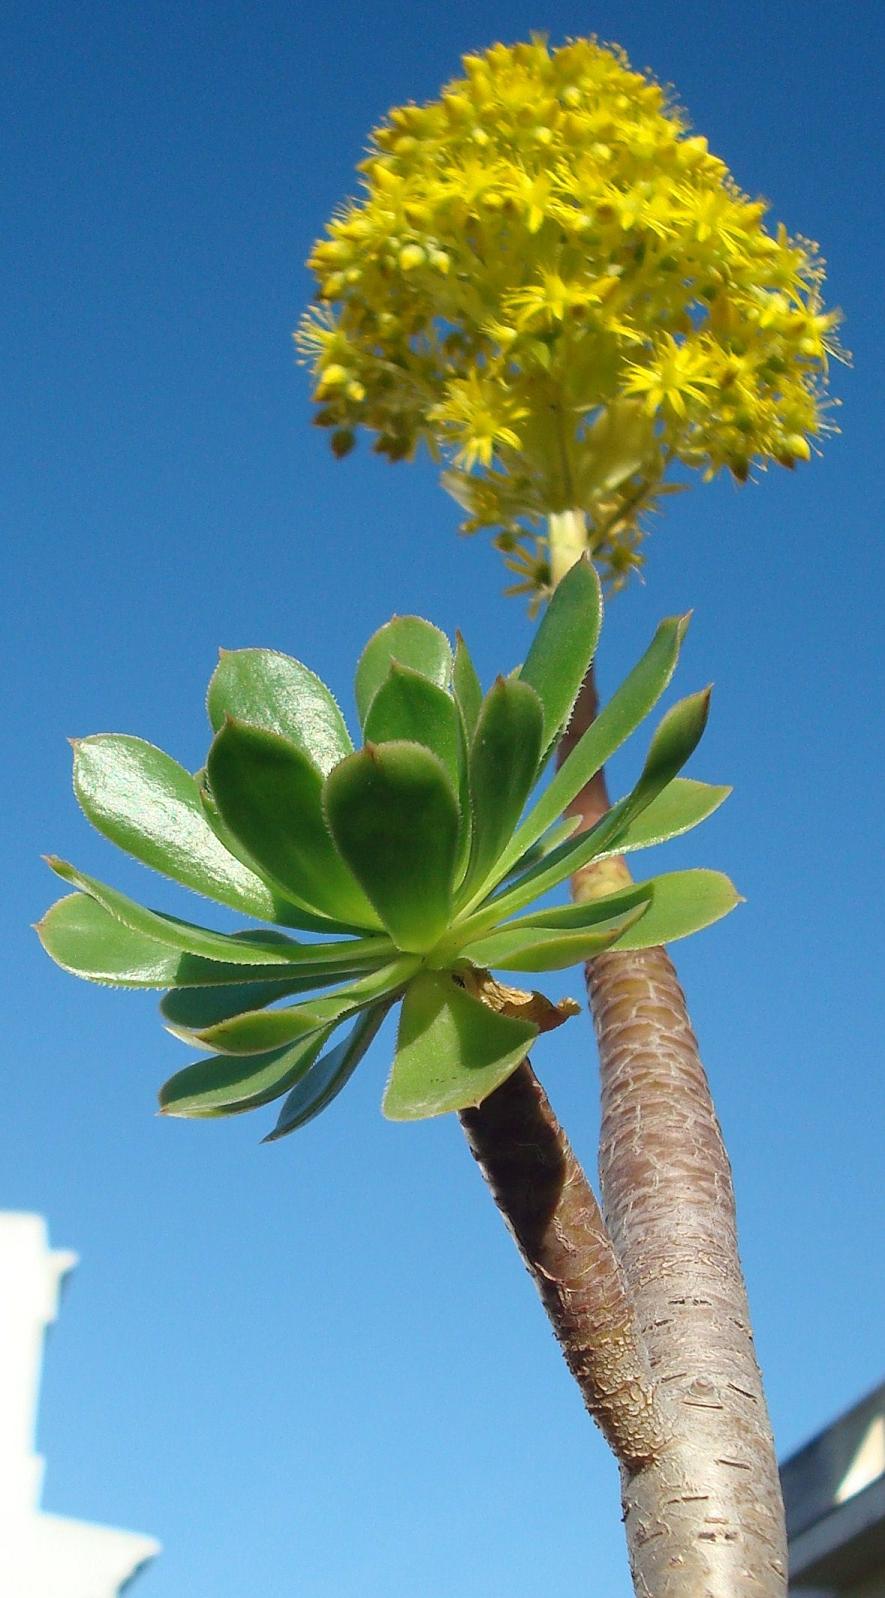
[0, 1212, 159, 1597]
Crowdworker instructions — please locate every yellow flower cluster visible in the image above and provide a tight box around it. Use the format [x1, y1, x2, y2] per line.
[299, 36, 839, 591]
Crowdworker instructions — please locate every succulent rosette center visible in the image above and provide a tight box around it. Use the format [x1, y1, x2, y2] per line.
[39, 559, 738, 1136]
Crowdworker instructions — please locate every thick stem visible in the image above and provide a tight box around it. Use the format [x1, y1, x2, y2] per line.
[459, 1062, 667, 1472]
[590, 946, 787, 1596]
[562, 659, 787, 1597]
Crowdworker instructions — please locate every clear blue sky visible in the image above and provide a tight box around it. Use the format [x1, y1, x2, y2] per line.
[4, 3, 883, 1593]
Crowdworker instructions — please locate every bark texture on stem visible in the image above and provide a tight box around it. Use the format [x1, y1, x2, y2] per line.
[565, 664, 787, 1597]
[460, 1061, 667, 1472]
[589, 946, 787, 1596]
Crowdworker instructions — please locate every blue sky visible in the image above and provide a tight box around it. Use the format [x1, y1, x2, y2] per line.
[4, 3, 883, 1593]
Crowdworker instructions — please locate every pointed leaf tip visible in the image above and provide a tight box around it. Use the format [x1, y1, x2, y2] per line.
[496, 606, 696, 885]
[184, 958, 412, 1056]
[363, 666, 461, 794]
[158, 1025, 335, 1118]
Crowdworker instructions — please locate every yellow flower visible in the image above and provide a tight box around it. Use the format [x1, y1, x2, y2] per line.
[623, 336, 720, 418]
[298, 35, 841, 591]
[430, 372, 529, 470]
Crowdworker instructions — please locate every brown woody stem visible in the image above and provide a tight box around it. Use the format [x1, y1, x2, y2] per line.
[459, 1062, 667, 1472]
[565, 663, 788, 1596]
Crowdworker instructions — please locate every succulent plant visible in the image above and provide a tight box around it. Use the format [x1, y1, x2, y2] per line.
[38, 559, 737, 1136]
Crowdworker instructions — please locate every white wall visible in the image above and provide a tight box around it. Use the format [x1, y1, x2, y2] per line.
[0, 1212, 159, 1598]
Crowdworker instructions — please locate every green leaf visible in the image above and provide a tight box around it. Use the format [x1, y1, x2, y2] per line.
[595, 779, 731, 859]
[622, 688, 713, 814]
[383, 971, 537, 1120]
[159, 1027, 336, 1118]
[484, 868, 740, 954]
[45, 858, 392, 970]
[37, 892, 185, 988]
[189, 958, 417, 1056]
[264, 1003, 391, 1141]
[457, 678, 544, 904]
[497, 613, 690, 881]
[519, 556, 602, 753]
[206, 648, 352, 776]
[363, 663, 460, 793]
[462, 903, 649, 971]
[159, 964, 369, 1032]
[605, 869, 742, 949]
[354, 617, 452, 728]
[463, 687, 712, 928]
[502, 815, 581, 881]
[487, 880, 654, 933]
[324, 742, 460, 952]
[72, 735, 297, 925]
[207, 719, 378, 927]
[451, 633, 483, 882]
[161, 980, 308, 1031]
[452, 631, 483, 741]
[194, 770, 361, 934]
[36, 893, 319, 989]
